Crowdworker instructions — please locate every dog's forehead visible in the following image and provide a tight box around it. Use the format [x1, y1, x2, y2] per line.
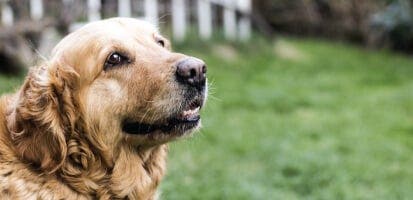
[52, 18, 159, 54]
[85, 17, 159, 36]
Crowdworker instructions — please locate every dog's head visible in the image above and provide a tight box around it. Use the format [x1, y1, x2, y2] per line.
[7, 18, 207, 172]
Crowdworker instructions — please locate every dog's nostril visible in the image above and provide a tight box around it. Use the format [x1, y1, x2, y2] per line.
[202, 65, 207, 74]
[176, 57, 206, 89]
[190, 68, 197, 78]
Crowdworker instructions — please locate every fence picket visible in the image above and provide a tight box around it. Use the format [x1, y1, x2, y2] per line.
[197, 0, 212, 39]
[223, 0, 236, 40]
[30, 0, 43, 20]
[1, 2, 13, 26]
[237, 0, 251, 41]
[118, 0, 132, 17]
[144, 0, 158, 26]
[172, 0, 187, 41]
[88, 0, 101, 21]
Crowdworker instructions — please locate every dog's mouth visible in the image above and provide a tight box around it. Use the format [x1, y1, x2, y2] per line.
[122, 97, 203, 135]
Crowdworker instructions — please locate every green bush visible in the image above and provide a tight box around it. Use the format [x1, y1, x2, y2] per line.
[370, 0, 413, 52]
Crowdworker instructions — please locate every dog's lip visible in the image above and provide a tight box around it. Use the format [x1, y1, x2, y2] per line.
[122, 98, 203, 135]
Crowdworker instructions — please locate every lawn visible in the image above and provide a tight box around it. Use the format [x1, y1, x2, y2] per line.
[1, 37, 413, 199]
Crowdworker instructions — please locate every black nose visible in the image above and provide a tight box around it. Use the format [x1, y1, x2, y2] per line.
[176, 57, 207, 90]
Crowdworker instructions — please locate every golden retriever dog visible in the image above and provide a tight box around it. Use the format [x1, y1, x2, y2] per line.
[0, 17, 207, 199]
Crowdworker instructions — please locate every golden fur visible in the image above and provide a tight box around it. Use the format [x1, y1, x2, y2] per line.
[0, 18, 206, 199]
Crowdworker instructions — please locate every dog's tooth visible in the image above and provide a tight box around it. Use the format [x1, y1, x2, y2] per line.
[180, 106, 200, 120]
[194, 107, 200, 113]
[189, 107, 199, 115]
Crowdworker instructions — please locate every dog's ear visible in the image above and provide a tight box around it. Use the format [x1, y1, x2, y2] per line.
[7, 61, 79, 173]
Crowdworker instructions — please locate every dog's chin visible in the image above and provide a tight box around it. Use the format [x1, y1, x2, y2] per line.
[122, 97, 203, 141]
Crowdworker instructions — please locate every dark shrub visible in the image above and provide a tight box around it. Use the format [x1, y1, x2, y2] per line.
[370, 0, 413, 52]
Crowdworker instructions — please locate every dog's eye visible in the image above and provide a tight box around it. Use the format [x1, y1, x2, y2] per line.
[104, 52, 128, 70]
[156, 39, 165, 47]
[107, 53, 122, 65]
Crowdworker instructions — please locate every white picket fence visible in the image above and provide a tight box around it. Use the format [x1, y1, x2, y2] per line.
[0, 0, 251, 41]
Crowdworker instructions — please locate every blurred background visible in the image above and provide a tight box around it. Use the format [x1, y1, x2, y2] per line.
[1, 0, 413, 199]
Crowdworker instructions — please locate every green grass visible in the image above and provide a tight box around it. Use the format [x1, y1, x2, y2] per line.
[162, 37, 413, 199]
[1, 37, 413, 199]
[0, 75, 23, 94]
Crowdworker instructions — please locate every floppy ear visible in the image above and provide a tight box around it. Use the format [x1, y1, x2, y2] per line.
[7, 61, 79, 173]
